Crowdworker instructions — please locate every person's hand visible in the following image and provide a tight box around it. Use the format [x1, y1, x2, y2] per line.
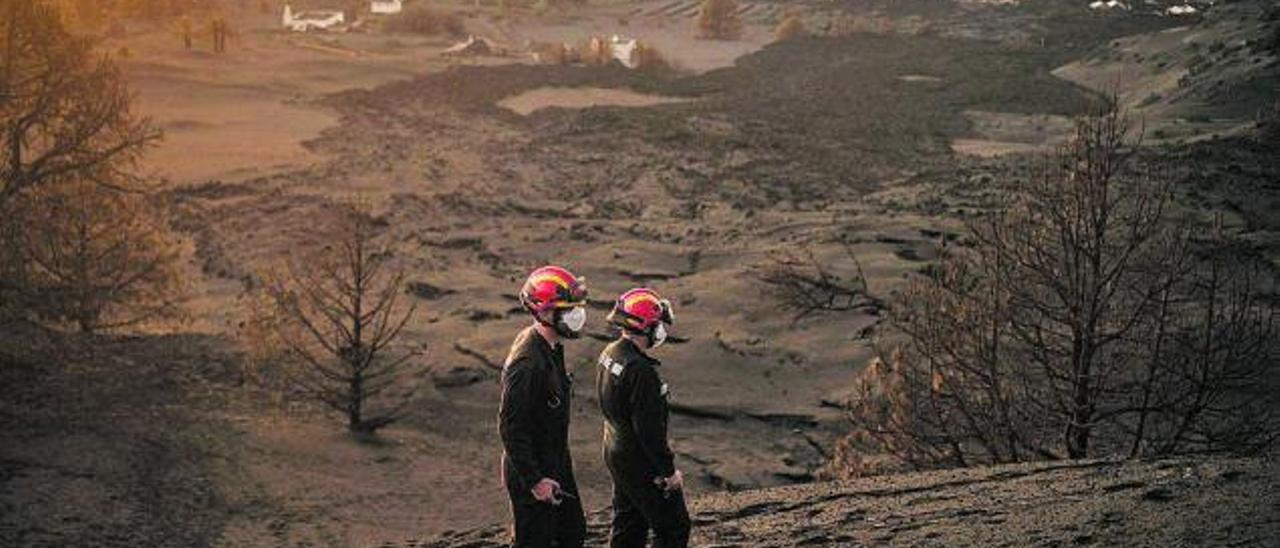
[661, 470, 683, 492]
[531, 478, 562, 505]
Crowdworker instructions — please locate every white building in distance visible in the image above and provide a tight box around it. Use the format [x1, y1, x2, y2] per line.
[1088, 0, 1130, 11]
[282, 4, 346, 32]
[371, 0, 403, 14]
[587, 35, 643, 69]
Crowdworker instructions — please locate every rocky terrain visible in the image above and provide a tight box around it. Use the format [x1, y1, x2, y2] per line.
[414, 456, 1280, 547]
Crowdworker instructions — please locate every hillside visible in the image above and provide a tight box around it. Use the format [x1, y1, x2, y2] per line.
[2, 0, 1277, 546]
[1054, 0, 1279, 142]
[414, 456, 1280, 547]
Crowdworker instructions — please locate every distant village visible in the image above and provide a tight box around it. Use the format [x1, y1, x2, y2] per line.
[280, 0, 651, 68]
[1087, 0, 1210, 16]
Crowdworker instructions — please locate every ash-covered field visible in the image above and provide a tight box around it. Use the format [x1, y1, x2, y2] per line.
[3, 0, 1278, 545]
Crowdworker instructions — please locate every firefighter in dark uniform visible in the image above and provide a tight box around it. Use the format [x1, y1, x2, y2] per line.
[499, 266, 590, 548]
[597, 288, 691, 548]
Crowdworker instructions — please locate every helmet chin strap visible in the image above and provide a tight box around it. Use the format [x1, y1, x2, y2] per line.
[623, 323, 666, 350]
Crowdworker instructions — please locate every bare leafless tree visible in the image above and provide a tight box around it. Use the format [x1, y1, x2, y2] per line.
[175, 16, 194, 50]
[1122, 233, 1280, 456]
[975, 104, 1173, 459]
[252, 206, 423, 434]
[1, 0, 170, 329]
[208, 16, 235, 54]
[0, 0, 161, 207]
[752, 242, 883, 323]
[830, 101, 1279, 477]
[15, 179, 184, 333]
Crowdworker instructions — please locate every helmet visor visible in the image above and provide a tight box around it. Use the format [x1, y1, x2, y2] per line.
[566, 277, 588, 304]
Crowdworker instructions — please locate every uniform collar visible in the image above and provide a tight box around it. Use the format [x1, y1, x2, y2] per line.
[523, 325, 563, 365]
[618, 337, 660, 367]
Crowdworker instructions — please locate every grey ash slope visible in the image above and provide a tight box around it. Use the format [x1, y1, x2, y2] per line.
[404, 457, 1278, 547]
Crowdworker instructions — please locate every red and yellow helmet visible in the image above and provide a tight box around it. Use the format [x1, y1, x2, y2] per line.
[608, 287, 674, 335]
[520, 265, 588, 314]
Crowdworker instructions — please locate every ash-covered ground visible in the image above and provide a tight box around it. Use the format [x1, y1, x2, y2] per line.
[2, 0, 1277, 545]
[416, 456, 1280, 547]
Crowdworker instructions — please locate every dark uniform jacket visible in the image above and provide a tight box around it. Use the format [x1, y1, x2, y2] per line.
[499, 326, 577, 498]
[596, 337, 676, 483]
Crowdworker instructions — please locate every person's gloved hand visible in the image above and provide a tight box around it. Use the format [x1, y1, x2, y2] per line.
[531, 478, 562, 505]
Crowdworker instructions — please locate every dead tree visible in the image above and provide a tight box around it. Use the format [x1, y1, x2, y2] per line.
[1, 0, 162, 323]
[752, 242, 882, 324]
[0, 0, 161, 207]
[256, 206, 422, 434]
[774, 13, 806, 42]
[978, 103, 1170, 459]
[209, 17, 230, 54]
[176, 16, 194, 50]
[832, 101, 1279, 476]
[16, 180, 184, 333]
[1123, 234, 1279, 457]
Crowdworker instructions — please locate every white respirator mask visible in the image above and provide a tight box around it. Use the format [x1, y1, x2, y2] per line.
[560, 306, 587, 334]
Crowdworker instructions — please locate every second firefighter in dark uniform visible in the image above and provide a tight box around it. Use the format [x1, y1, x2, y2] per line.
[597, 288, 691, 548]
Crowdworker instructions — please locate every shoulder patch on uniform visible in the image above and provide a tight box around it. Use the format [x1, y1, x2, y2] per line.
[599, 355, 625, 377]
[660, 382, 669, 397]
